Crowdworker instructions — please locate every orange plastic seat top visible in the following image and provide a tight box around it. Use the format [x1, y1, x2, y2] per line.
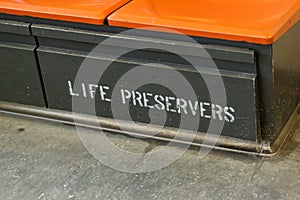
[0, 0, 130, 25]
[108, 0, 300, 44]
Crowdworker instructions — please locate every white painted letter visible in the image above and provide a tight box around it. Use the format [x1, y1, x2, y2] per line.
[188, 100, 198, 116]
[224, 106, 235, 123]
[89, 84, 98, 99]
[154, 95, 165, 110]
[200, 102, 211, 119]
[99, 86, 111, 102]
[121, 89, 131, 104]
[68, 81, 79, 96]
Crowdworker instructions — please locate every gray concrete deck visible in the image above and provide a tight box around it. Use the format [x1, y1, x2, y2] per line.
[0, 113, 299, 200]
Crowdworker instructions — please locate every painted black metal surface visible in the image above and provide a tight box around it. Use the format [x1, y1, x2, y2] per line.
[271, 21, 300, 142]
[0, 20, 45, 106]
[32, 24, 258, 141]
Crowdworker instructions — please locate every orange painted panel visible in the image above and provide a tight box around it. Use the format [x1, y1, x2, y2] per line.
[0, 0, 130, 24]
[108, 0, 300, 44]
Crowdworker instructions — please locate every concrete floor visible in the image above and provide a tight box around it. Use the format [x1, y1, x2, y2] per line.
[0, 113, 299, 200]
